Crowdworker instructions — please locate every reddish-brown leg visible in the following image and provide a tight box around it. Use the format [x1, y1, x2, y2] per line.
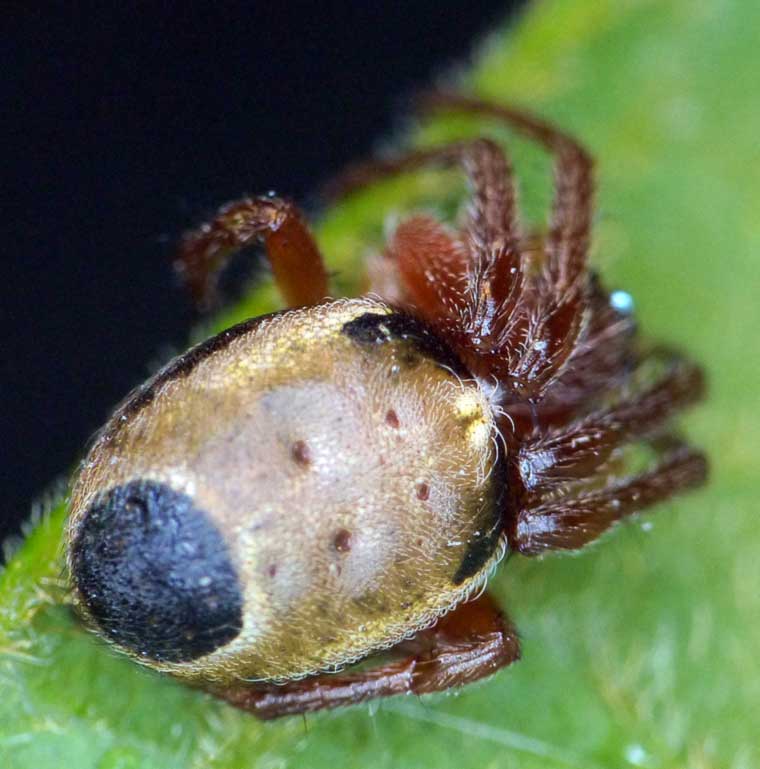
[518, 356, 706, 496]
[369, 214, 469, 311]
[208, 592, 519, 720]
[530, 278, 638, 427]
[419, 92, 594, 295]
[326, 137, 535, 381]
[498, 279, 639, 437]
[511, 442, 707, 555]
[418, 93, 597, 399]
[327, 94, 597, 398]
[176, 196, 329, 309]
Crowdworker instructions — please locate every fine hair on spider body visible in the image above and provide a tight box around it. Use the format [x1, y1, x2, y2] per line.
[65, 92, 707, 719]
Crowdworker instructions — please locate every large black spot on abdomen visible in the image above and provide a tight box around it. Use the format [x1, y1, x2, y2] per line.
[70, 480, 243, 663]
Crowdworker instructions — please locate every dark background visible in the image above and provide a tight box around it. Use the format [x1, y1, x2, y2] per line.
[1, 2, 525, 549]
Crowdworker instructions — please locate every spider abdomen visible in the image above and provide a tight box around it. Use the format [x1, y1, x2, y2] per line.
[67, 298, 506, 682]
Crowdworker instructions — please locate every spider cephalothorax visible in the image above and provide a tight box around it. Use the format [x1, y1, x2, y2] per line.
[65, 93, 706, 719]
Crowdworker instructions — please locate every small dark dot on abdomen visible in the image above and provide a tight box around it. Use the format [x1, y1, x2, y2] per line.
[291, 440, 312, 466]
[333, 529, 352, 552]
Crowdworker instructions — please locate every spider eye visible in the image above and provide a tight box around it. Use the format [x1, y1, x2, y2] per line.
[70, 479, 243, 663]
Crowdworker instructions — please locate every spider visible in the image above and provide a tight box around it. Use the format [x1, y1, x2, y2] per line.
[65, 93, 707, 720]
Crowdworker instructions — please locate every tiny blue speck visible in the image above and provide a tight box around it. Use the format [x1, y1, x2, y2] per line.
[610, 290, 635, 314]
[625, 744, 648, 766]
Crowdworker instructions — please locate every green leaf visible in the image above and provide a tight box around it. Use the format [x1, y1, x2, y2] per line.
[2, 1, 758, 766]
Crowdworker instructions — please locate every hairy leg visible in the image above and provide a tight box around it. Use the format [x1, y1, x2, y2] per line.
[503, 279, 638, 436]
[176, 196, 329, 309]
[511, 442, 707, 555]
[208, 592, 519, 719]
[517, 356, 705, 496]
[377, 214, 468, 314]
[329, 137, 524, 356]
[417, 93, 598, 399]
[326, 136, 542, 381]
[418, 92, 593, 294]
[328, 93, 597, 397]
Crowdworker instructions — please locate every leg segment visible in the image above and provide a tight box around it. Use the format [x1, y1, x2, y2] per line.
[381, 214, 470, 318]
[327, 93, 597, 398]
[418, 92, 594, 294]
[419, 93, 597, 400]
[518, 356, 706, 496]
[329, 138, 524, 341]
[176, 196, 329, 309]
[326, 138, 520, 256]
[511, 443, 707, 555]
[533, 277, 638, 425]
[326, 137, 534, 381]
[209, 592, 519, 719]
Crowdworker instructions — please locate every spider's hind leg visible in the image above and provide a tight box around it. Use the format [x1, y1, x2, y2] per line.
[177, 196, 329, 309]
[207, 592, 519, 719]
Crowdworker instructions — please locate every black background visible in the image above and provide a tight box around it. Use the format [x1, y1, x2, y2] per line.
[1, 2, 525, 549]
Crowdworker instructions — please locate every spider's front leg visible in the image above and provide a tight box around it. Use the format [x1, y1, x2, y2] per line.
[177, 196, 329, 309]
[206, 592, 519, 720]
[519, 355, 705, 496]
[326, 136, 532, 380]
[326, 92, 598, 399]
[418, 92, 597, 399]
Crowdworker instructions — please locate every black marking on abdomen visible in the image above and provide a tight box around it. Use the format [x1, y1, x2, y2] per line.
[71, 479, 243, 663]
[452, 524, 503, 585]
[341, 311, 468, 377]
[452, 452, 507, 586]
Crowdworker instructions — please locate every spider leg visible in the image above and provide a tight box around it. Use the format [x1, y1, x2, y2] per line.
[207, 592, 519, 719]
[505, 277, 638, 434]
[377, 214, 469, 318]
[176, 196, 329, 309]
[417, 93, 596, 399]
[511, 441, 707, 556]
[327, 137, 536, 379]
[517, 355, 705, 496]
[542, 277, 637, 409]
[418, 92, 593, 293]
